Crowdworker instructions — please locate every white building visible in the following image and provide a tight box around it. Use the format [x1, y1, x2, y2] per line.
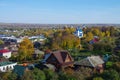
[16, 38, 23, 43]
[0, 49, 11, 58]
[0, 61, 17, 72]
[74, 28, 83, 38]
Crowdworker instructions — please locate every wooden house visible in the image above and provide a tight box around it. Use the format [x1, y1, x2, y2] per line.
[43, 50, 74, 70]
[74, 56, 104, 73]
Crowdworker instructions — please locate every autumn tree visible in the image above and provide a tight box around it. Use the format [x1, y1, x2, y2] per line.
[86, 32, 94, 41]
[51, 30, 80, 50]
[105, 31, 110, 37]
[92, 28, 100, 36]
[0, 39, 4, 45]
[18, 38, 34, 61]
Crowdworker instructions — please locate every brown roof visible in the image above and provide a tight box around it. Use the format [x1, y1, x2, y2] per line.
[51, 50, 74, 64]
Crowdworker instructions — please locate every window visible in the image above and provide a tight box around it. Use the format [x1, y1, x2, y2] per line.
[51, 57, 56, 61]
[10, 66, 12, 69]
[3, 67, 5, 70]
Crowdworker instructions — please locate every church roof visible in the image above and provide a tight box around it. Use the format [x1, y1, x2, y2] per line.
[76, 28, 83, 32]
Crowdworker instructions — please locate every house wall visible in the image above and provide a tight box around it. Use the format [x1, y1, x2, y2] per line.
[65, 55, 71, 62]
[46, 55, 60, 68]
[2, 52, 11, 58]
[96, 64, 104, 73]
[79, 32, 83, 38]
[0, 62, 17, 72]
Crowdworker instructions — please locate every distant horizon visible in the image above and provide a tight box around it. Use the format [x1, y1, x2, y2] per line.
[0, 0, 120, 24]
[0, 22, 120, 25]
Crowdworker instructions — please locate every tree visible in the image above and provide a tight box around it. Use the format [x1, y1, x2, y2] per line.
[109, 26, 115, 36]
[114, 62, 120, 72]
[0, 39, 4, 45]
[102, 69, 120, 80]
[51, 30, 80, 50]
[105, 31, 110, 37]
[99, 32, 105, 39]
[21, 71, 33, 80]
[58, 71, 77, 80]
[18, 38, 34, 61]
[115, 37, 120, 46]
[32, 68, 46, 80]
[93, 77, 103, 80]
[43, 69, 58, 80]
[93, 42, 113, 55]
[21, 68, 46, 80]
[86, 32, 94, 41]
[0, 72, 17, 80]
[92, 28, 100, 36]
[7, 72, 17, 80]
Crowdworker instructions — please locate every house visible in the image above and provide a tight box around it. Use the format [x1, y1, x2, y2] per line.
[42, 50, 74, 70]
[29, 35, 46, 43]
[32, 49, 44, 59]
[0, 49, 11, 58]
[13, 65, 29, 77]
[74, 56, 104, 73]
[0, 57, 17, 72]
[74, 27, 83, 38]
[44, 64, 56, 71]
[89, 36, 99, 44]
[0, 44, 9, 50]
[13, 64, 35, 77]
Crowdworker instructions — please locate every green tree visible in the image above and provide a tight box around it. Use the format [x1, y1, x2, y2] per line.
[44, 69, 58, 80]
[93, 77, 103, 80]
[102, 70, 120, 80]
[0, 72, 17, 80]
[7, 72, 17, 80]
[93, 42, 113, 55]
[58, 72, 77, 80]
[21, 71, 33, 80]
[114, 62, 120, 72]
[32, 68, 46, 80]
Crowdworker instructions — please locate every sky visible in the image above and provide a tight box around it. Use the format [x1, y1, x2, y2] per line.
[0, 0, 120, 24]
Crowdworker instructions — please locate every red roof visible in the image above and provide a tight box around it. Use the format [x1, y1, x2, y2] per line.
[0, 49, 10, 54]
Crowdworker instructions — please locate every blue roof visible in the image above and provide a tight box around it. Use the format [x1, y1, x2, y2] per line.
[41, 54, 51, 63]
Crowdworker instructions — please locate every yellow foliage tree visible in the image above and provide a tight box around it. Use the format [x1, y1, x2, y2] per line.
[18, 38, 34, 61]
[105, 31, 110, 37]
[92, 28, 100, 36]
[52, 30, 80, 50]
[86, 32, 94, 41]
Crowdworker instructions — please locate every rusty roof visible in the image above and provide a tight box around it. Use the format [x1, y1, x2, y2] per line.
[51, 50, 74, 64]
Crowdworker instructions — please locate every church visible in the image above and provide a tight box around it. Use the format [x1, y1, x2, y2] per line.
[74, 27, 83, 38]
